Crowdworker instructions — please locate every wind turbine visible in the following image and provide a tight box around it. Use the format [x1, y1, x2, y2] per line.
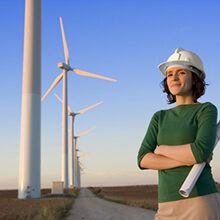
[76, 150, 87, 188]
[54, 93, 102, 188]
[18, 0, 41, 199]
[41, 16, 117, 190]
[76, 154, 82, 188]
[74, 127, 95, 188]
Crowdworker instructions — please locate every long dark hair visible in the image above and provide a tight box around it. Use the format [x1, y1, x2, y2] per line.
[161, 72, 208, 104]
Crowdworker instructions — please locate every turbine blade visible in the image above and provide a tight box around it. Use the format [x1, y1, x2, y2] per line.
[78, 127, 95, 138]
[41, 73, 63, 102]
[54, 93, 72, 113]
[59, 16, 69, 65]
[78, 101, 103, 114]
[73, 68, 117, 82]
[80, 150, 91, 157]
[54, 93, 63, 103]
[79, 162, 84, 169]
[68, 105, 73, 114]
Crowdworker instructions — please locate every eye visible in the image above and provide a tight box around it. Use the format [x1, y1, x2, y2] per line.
[167, 73, 173, 77]
[179, 70, 186, 75]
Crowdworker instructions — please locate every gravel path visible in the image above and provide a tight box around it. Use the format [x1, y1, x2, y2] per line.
[64, 188, 155, 220]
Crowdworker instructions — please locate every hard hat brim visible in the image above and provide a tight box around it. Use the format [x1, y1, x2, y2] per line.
[158, 60, 195, 76]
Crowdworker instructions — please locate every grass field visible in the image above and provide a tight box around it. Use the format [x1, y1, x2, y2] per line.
[0, 189, 78, 220]
[89, 185, 158, 211]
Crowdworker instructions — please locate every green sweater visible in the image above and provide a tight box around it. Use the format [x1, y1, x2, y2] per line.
[137, 102, 218, 203]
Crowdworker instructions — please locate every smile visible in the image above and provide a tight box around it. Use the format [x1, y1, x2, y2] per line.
[171, 84, 181, 88]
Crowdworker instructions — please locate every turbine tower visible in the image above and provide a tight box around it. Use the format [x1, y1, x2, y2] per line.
[18, 0, 41, 199]
[74, 127, 95, 188]
[76, 150, 86, 188]
[54, 93, 102, 188]
[76, 155, 81, 188]
[75, 149, 86, 188]
[41, 17, 117, 190]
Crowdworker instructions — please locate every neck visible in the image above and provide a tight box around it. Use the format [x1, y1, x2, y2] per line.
[175, 95, 196, 106]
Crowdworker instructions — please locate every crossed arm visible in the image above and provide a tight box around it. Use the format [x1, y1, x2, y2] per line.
[140, 144, 197, 170]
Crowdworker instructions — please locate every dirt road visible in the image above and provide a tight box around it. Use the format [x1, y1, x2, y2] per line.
[64, 188, 156, 220]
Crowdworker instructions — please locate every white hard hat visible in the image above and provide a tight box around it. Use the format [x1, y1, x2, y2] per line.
[158, 48, 205, 80]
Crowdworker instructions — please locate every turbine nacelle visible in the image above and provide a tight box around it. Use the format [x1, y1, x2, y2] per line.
[68, 112, 79, 117]
[68, 112, 74, 116]
[58, 62, 72, 71]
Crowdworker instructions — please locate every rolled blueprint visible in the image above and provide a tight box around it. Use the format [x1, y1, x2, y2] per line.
[179, 121, 220, 197]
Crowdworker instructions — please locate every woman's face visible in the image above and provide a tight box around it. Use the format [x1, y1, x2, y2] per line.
[166, 67, 193, 97]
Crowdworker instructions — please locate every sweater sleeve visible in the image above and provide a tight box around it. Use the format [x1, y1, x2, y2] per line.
[190, 103, 217, 163]
[137, 111, 159, 169]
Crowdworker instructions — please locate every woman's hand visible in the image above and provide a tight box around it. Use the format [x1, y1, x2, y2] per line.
[154, 145, 165, 155]
[154, 146, 159, 155]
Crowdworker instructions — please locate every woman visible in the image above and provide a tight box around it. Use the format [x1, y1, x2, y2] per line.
[137, 48, 220, 220]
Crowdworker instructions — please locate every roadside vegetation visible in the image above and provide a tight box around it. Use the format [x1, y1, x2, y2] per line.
[0, 188, 79, 220]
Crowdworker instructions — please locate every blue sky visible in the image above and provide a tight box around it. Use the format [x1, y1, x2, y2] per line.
[0, 0, 220, 189]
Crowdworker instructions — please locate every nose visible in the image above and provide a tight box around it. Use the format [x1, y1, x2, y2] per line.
[173, 73, 179, 81]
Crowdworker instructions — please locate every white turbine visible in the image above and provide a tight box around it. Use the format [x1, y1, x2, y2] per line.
[76, 154, 82, 188]
[76, 150, 87, 189]
[18, 0, 41, 199]
[41, 16, 117, 190]
[54, 93, 102, 188]
[74, 127, 95, 188]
